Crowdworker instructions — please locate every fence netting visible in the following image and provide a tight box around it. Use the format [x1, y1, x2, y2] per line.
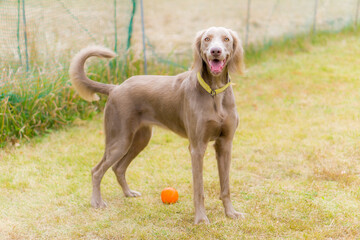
[0, 0, 359, 70]
[0, 0, 132, 68]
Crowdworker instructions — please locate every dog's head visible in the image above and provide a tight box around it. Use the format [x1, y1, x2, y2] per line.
[192, 27, 244, 76]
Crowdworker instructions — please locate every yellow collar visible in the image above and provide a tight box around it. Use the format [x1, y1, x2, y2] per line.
[197, 72, 231, 97]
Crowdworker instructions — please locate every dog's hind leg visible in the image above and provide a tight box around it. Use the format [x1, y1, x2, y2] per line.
[112, 126, 152, 197]
[91, 132, 135, 208]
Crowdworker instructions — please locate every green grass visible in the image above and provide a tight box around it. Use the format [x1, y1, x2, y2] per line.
[2, 30, 360, 238]
[0, 50, 186, 147]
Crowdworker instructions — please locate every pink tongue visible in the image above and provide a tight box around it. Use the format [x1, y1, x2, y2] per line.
[210, 60, 224, 73]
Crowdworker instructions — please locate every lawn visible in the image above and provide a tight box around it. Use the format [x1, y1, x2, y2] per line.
[1, 31, 360, 239]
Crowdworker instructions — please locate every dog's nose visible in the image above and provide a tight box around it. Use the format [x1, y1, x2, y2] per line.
[210, 47, 222, 57]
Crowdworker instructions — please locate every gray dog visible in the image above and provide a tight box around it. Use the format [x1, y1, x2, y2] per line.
[70, 27, 245, 224]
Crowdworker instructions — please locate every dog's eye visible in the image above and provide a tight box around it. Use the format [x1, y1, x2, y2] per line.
[204, 37, 210, 42]
[224, 37, 230, 42]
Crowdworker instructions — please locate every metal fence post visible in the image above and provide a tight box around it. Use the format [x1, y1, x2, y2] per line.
[355, 0, 360, 27]
[114, 0, 118, 53]
[21, 0, 29, 71]
[245, 0, 251, 48]
[313, 0, 318, 34]
[17, 0, 22, 65]
[140, 0, 147, 74]
[126, 0, 136, 51]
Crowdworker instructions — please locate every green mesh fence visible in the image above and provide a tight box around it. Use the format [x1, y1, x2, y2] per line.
[137, 0, 359, 62]
[0, 0, 134, 69]
[1, 0, 360, 71]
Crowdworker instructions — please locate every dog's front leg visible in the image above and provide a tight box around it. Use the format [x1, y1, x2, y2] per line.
[189, 143, 209, 224]
[215, 137, 245, 219]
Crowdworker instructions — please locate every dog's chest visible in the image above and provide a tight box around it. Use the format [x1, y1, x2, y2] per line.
[212, 94, 225, 117]
[204, 94, 235, 140]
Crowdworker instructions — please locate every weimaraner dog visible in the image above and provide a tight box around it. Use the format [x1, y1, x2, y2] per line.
[70, 27, 245, 224]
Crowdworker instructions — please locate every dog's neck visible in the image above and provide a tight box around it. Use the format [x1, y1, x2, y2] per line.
[200, 66, 229, 90]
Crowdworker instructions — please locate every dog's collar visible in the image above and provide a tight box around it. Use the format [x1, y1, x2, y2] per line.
[197, 72, 231, 97]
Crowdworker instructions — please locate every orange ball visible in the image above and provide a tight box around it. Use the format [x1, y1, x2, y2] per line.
[161, 187, 179, 204]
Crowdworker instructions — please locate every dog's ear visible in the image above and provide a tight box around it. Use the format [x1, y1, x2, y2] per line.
[228, 29, 245, 75]
[192, 29, 206, 72]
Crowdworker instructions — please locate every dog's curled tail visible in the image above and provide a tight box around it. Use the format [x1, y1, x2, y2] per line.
[69, 46, 117, 102]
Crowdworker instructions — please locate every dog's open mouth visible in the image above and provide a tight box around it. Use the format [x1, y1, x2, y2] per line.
[208, 59, 226, 74]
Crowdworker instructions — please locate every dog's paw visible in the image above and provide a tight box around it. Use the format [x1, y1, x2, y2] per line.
[91, 198, 107, 208]
[124, 190, 141, 197]
[194, 214, 210, 225]
[225, 210, 245, 219]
